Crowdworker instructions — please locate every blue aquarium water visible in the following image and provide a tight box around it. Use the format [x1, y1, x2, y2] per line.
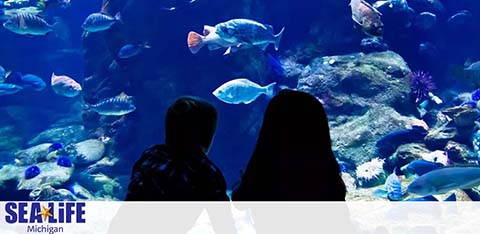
[0, 0, 480, 201]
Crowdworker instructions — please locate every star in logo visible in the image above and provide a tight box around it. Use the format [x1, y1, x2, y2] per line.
[38, 205, 53, 222]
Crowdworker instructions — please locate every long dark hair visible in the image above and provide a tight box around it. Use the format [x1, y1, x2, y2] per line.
[234, 90, 346, 201]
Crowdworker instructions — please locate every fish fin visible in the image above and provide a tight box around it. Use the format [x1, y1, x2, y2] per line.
[203, 25, 216, 36]
[361, 0, 382, 15]
[264, 82, 277, 98]
[5, 71, 11, 80]
[187, 31, 204, 54]
[274, 27, 285, 51]
[373, 189, 388, 198]
[116, 92, 132, 99]
[114, 12, 122, 23]
[109, 60, 120, 71]
[243, 99, 255, 105]
[265, 24, 274, 33]
[223, 47, 232, 56]
[421, 195, 439, 201]
[352, 16, 362, 27]
[142, 42, 151, 49]
[19, 16, 27, 29]
[260, 43, 269, 51]
[464, 59, 473, 68]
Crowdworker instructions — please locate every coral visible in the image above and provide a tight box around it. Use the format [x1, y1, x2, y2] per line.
[24, 166, 41, 180]
[409, 71, 436, 104]
[356, 158, 386, 187]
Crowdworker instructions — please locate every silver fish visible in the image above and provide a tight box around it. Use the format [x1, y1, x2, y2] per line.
[82, 12, 121, 32]
[350, 0, 384, 37]
[407, 167, 480, 196]
[3, 13, 55, 36]
[213, 78, 276, 104]
[91, 93, 136, 116]
[187, 19, 285, 55]
[51, 73, 82, 97]
[373, 171, 404, 201]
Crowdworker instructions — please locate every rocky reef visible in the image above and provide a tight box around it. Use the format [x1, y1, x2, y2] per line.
[297, 51, 412, 116]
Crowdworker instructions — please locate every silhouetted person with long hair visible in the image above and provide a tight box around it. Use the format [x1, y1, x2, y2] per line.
[233, 90, 346, 201]
[126, 96, 228, 201]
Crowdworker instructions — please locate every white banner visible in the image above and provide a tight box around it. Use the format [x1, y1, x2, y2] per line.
[0, 202, 477, 234]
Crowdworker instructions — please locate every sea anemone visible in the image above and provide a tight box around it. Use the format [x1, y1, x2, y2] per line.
[409, 71, 436, 104]
[356, 158, 386, 187]
[25, 165, 41, 180]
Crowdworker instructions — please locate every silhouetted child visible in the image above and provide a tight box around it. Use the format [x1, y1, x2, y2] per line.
[126, 96, 228, 201]
[233, 90, 346, 201]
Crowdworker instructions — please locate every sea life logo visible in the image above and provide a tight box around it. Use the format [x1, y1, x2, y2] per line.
[4, 202, 86, 234]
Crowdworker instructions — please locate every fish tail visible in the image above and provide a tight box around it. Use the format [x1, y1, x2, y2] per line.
[187, 31, 205, 54]
[274, 27, 285, 51]
[142, 42, 151, 49]
[264, 82, 277, 98]
[114, 12, 122, 23]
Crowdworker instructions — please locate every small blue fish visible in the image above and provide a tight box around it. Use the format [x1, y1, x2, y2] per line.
[213, 79, 276, 104]
[118, 43, 151, 59]
[373, 170, 404, 201]
[405, 160, 444, 176]
[7, 73, 46, 91]
[471, 89, 480, 101]
[82, 12, 121, 32]
[0, 83, 23, 96]
[48, 143, 63, 153]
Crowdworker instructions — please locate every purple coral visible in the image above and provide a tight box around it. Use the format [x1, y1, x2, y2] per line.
[409, 71, 436, 104]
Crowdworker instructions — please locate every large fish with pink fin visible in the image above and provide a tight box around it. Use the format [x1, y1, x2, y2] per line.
[187, 19, 285, 55]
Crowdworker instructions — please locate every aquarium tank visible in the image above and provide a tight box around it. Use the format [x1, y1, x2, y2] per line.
[0, 0, 480, 201]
